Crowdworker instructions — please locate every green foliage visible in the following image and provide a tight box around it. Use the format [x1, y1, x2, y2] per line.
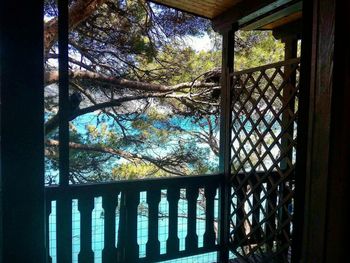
[134, 30, 284, 85]
[112, 162, 164, 180]
[135, 44, 221, 84]
[235, 31, 284, 71]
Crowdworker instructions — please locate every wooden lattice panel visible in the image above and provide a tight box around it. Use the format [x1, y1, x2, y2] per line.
[229, 58, 300, 262]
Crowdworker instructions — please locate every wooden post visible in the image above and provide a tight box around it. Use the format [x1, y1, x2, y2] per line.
[167, 188, 180, 254]
[0, 0, 45, 262]
[186, 186, 199, 251]
[204, 186, 217, 247]
[298, 0, 334, 261]
[78, 196, 94, 263]
[278, 36, 298, 255]
[218, 27, 235, 263]
[291, 2, 313, 261]
[56, 1, 73, 262]
[124, 190, 139, 262]
[295, 0, 350, 262]
[102, 192, 119, 262]
[146, 189, 161, 259]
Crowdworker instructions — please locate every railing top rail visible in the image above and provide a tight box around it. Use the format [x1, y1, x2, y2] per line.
[45, 171, 282, 200]
[232, 57, 300, 76]
[45, 173, 223, 199]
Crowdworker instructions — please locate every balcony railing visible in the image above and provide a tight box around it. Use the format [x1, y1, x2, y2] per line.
[45, 174, 222, 263]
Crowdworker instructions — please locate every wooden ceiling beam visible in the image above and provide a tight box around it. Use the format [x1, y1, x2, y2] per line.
[239, 1, 302, 30]
[147, 0, 211, 19]
[149, 0, 241, 19]
[262, 11, 302, 30]
[212, 0, 277, 32]
[272, 19, 302, 40]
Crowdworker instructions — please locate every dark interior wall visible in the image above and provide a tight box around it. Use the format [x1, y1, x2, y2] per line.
[298, 0, 350, 262]
[325, 0, 350, 261]
[0, 1, 45, 262]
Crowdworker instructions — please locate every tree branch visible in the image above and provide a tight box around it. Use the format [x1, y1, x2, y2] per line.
[45, 70, 217, 92]
[44, 0, 108, 55]
[46, 139, 187, 176]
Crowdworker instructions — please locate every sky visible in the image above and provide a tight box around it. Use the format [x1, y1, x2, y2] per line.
[185, 33, 213, 52]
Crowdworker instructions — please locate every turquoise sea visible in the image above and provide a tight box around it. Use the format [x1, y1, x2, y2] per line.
[45, 112, 220, 184]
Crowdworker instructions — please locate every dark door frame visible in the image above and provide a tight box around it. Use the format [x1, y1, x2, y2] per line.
[0, 1, 45, 262]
